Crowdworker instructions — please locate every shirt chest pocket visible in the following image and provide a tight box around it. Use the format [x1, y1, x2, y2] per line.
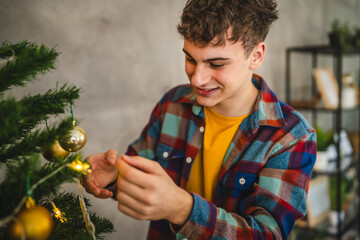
[155, 142, 185, 168]
[220, 171, 258, 200]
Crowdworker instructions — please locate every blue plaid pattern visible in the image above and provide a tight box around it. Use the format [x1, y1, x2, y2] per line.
[127, 74, 316, 239]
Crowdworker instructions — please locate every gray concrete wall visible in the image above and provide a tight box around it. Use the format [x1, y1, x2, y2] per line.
[0, 0, 359, 239]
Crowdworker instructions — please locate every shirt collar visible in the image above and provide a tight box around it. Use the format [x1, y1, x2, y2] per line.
[177, 75, 286, 128]
[251, 74, 285, 128]
[176, 86, 204, 117]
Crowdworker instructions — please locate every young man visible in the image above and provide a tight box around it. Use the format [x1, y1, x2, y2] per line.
[83, 0, 316, 239]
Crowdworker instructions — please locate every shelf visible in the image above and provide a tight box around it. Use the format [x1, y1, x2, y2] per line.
[290, 105, 359, 113]
[286, 43, 360, 240]
[286, 44, 360, 55]
[313, 157, 357, 176]
[294, 210, 359, 238]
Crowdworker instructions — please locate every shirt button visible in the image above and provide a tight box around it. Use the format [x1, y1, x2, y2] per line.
[186, 157, 192, 164]
[199, 126, 205, 132]
[239, 177, 246, 185]
[163, 151, 169, 158]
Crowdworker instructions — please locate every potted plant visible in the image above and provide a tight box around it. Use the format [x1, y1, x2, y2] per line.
[314, 125, 333, 171]
[328, 169, 357, 228]
[328, 19, 353, 49]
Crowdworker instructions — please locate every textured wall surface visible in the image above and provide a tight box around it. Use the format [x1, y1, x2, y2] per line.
[0, 0, 359, 239]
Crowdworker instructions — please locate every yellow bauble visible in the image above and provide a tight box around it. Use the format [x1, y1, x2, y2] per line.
[41, 140, 70, 161]
[8, 205, 53, 240]
[59, 126, 87, 152]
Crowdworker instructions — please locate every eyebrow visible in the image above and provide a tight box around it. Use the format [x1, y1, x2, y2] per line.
[182, 49, 230, 62]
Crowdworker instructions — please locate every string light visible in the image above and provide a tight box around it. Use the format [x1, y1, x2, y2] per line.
[50, 201, 67, 223]
[67, 157, 92, 175]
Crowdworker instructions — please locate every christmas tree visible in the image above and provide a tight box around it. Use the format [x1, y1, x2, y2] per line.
[0, 41, 114, 240]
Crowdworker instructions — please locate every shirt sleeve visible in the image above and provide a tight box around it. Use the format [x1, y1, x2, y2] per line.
[126, 100, 163, 159]
[174, 129, 316, 240]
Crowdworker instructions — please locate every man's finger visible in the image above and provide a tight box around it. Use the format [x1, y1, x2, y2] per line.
[121, 155, 158, 174]
[117, 200, 146, 220]
[83, 179, 113, 199]
[86, 152, 105, 164]
[105, 149, 119, 164]
[96, 188, 113, 199]
[116, 158, 154, 188]
[117, 191, 144, 214]
[117, 173, 148, 203]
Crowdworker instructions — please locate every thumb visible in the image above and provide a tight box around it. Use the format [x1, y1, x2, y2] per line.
[105, 149, 119, 165]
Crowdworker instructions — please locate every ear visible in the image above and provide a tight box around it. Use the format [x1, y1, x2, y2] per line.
[249, 42, 266, 70]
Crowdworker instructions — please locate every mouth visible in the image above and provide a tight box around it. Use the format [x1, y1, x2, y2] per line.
[195, 87, 219, 96]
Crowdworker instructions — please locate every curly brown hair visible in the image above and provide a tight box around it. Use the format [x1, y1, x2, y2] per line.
[177, 0, 278, 56]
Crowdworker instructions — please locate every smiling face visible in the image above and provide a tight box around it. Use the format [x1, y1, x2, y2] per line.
[183, 38, 265, 117]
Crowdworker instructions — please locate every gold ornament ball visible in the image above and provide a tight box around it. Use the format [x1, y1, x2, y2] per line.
[8, 205, 53, 240]
[41, 140, 70, 161]
[59, 126, 87, 152]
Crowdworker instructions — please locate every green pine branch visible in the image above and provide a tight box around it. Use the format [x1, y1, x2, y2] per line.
[0, 84, 80, 146]
[0, 154, 115, 239]
[0, 154, 39, 218]
[0, 117, 74, 163]
[19, 84, 81, 133]
[0, 154, 84, 218]
[20, 83, 81, 117]
[0, 192, 115, 240]
[31, 156, 84, 200]
[0, 41, 59, 93]
[40, 192, 115, 240]
[0, 41, 39, 58]
[0, 97, 20, 145]
[0, 41, 115, 239]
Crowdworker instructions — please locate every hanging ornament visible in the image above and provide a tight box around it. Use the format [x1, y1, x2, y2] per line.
[41, 140, 70, 161]
[41, 118, 70, 161]
[7, 197, 53, 240]
[59, 104, 87, 152]
[59, 124, 87, 152]
[78, 181, 96, 240]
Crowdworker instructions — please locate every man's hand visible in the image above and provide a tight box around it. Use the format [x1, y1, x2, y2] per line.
[116, 155, 193, 226]
[82, 149, 119, 199]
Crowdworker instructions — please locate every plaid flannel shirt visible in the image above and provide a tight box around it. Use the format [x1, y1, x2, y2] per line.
[126, 74, 316, 239]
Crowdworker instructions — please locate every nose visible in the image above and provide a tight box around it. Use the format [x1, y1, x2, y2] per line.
[190, 65, 210, 87]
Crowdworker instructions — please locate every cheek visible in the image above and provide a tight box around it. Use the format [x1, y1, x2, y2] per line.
[213, 70, 230, 85]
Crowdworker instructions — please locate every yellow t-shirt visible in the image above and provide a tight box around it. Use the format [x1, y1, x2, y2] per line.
[187, 107, 249, 201]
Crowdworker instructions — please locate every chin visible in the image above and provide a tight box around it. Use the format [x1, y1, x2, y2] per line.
[195, 96, 216, 107]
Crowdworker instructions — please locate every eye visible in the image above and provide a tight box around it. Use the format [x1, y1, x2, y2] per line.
[210, 62, 224, 68]
[186, 57, 196, 64]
